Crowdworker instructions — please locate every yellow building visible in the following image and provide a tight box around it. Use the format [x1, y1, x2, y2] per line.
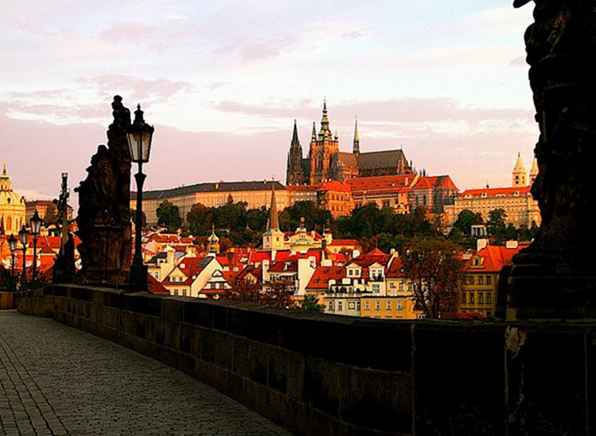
[445, 154, 541, 228]
[458, 242, 525, 318]
[360, 296, 419, 320]
[0, 165, 26, 235]
[132, 180, 290, 225]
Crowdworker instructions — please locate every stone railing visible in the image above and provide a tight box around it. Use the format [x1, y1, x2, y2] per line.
[17, 285, 595, 436]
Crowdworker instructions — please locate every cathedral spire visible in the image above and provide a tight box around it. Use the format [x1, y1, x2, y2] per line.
[320, 99, 331, 138]
[269, 180, 279, 230]
[353, 118, 360, 155]
[311, 122, 317, 141]
[291, 119, 300, 146]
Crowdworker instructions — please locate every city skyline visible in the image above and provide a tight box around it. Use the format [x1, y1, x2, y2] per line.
[1, 0, 534, 201]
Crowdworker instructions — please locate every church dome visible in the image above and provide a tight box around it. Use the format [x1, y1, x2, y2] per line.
[0, 165, 27, 235]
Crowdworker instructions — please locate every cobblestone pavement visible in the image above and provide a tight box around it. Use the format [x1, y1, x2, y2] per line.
[0, 311, 291, 436]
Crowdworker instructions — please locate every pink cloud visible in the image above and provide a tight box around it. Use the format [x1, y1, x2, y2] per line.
[79, 75, 193, 102]
[99, 22, 157, 44]
[212, 98, 532, 124]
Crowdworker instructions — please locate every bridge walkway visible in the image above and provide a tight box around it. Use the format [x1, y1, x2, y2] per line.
[0, 311, 290, 436]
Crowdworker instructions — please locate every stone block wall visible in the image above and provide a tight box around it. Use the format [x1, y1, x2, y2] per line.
[17, 286, 595, 436]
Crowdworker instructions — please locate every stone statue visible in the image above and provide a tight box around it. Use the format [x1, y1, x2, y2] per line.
[53, 173, 76, 283]
[508, 0, 596, 318]
[75, 96, 132, 285]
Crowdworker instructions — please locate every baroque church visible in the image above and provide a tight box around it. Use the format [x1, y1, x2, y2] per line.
[286, 101, 415, 185]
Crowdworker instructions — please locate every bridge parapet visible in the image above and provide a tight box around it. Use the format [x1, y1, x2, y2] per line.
[17, 285, 595, 436]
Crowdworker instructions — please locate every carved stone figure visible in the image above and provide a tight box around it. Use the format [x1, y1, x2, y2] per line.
[508, 0, 596, 318]
[75, 96, 132, 285]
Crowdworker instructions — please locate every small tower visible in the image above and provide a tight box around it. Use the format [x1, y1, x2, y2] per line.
[529, 158, 538, 184]
[207, 225, 220, 255]
[353, 118, 360, 155]
[512, 152, 527, 187]
[262, 181, 285, 251]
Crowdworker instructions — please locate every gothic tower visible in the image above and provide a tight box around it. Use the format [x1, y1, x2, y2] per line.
[529, 158, 538, 185]
[286, 120, 305, 185]
[353, 118, 360, 155]
[263, 181, 285, 251]
[309, 100, 339, 184]
[512, 152, 527, 187]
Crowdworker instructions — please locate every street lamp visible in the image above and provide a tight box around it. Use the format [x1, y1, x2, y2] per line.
[18, 225, 28, 287]
[126, 104, 154, 291]
[8, 234, 17, 290]
[29, 210, 42, 282]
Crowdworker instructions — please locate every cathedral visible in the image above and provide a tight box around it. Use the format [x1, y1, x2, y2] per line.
[286, 101, 415, 185]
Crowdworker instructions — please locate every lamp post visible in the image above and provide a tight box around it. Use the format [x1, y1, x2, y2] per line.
[18, 225, 28, 287]
[29, 210, 42, 282]
[126, 104, 154, 291]
[8, 234, 17, 290]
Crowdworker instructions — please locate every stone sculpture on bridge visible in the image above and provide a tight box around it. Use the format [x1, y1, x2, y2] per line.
[509, 0, 596, 317]
[75, 96, 133, 285]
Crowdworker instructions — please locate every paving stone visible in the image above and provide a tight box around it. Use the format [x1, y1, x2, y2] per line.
[0, 311, 289, 435]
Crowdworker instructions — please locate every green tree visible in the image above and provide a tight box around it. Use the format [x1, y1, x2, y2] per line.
[156, 200, 182, 232]
[213, 202, 247, 231]
[300, 295, 323, 312]
[452, 209, 484, 236]
[186, 203, 213, 235]
[402, 238, 462, 319]
[279, 201, 331, 232]
[487, 209, 507, 236]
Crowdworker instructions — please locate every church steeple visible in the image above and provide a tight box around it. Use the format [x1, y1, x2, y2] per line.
[291, 119, 299, 146]
[269, 180, 279, 231]
[353, 118, 360, 155]
[286, 120, 305, 185]
[311, 122, 317, 142]
[319, 99, 332, 139]
[512, 152, 527, 187]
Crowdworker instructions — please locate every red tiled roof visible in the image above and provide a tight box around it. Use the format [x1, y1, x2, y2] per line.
[328, 239, 360, 247]
[268, 260, 298, 273]
[386, 257, 406, 278]
[349, 248, 390, 268]
[317, 181, 352, 193]
[347, 175, 412, 192]
[148, 274, 170, 294]
[306, 265, 345, 290]
[460, 186, 531, 198]
[163, 256, 212, 285]
[412, 175, 458, 191]
[463, 244, 527, 273]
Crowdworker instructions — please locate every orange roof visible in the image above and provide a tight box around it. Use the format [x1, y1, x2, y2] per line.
[328, 239, 360, 247]
[306, 265, 345, 290]
[318, 180, 352, 193]
[412, 175, 458, 191]
[463, 244, 527, 273]
[164, 256, 212, 285]
[347, 175, 412, 193]
[386, 257, 406, 278]
[460, 186, 531, 198]
[349, 248, 390, 268]
[148, 274, 170, 294]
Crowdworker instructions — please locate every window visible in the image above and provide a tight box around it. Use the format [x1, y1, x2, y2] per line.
[469, 292, 475, 304]
[182, 289, 187, 297]
[329, 301, 335, 312]
[348, 302, 355, 310]
[487, 293, 492, 304]
[364, 301, 369, 310]
[397, 302, 402, 311]
[486, 276, 492, 285]
[479, 293, 484, 304]
[386, 301, 392, 310]
[357, 301, 361, 311]
[372, 284, 380, 293]
[338, 301, 343, 312]
[375, 301, 381, 311]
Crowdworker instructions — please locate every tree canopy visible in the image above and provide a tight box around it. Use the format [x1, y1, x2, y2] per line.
[156, 200, 182, 232]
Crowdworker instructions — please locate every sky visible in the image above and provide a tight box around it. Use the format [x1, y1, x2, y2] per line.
[0, 0, 536, 203]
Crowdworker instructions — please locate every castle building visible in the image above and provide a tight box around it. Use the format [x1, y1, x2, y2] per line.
[0, 165, 26, 235]
[286, 101, 415, 185]
[444, 154, 541, 229]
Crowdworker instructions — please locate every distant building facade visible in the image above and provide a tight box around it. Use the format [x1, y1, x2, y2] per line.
[444, 154, 541, 228]
[132, 180, 290, 225]
[286, 102, 415, 185]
